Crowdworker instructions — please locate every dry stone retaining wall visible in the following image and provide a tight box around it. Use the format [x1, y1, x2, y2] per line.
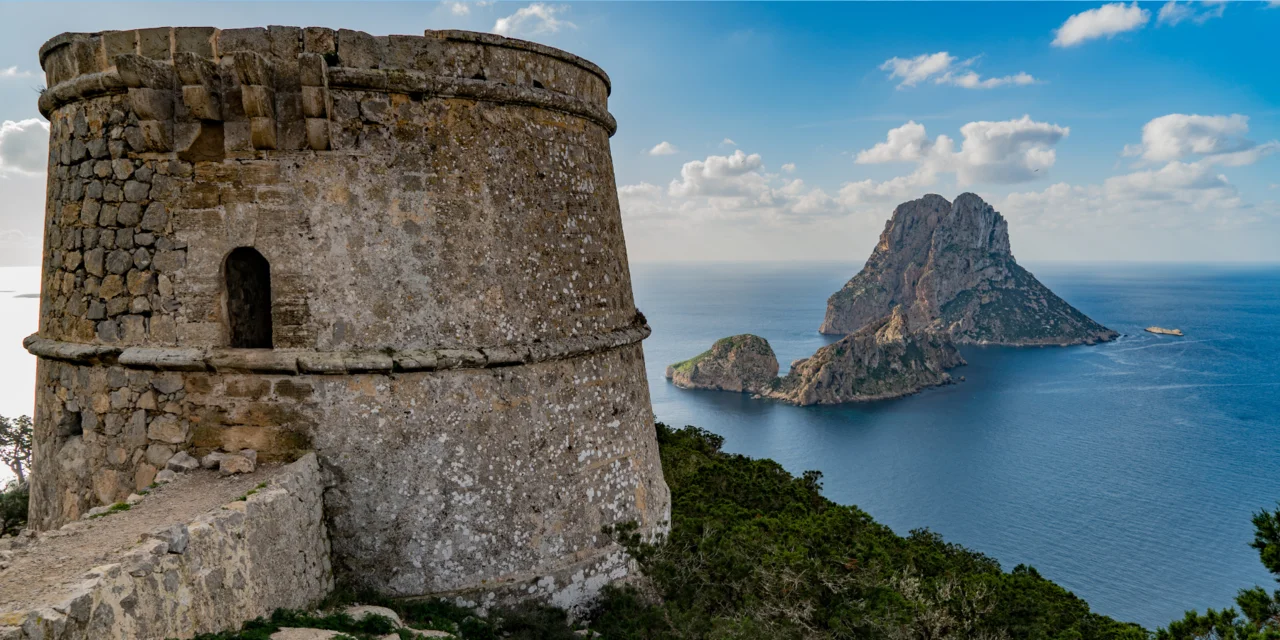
[0, 454, 333, 640]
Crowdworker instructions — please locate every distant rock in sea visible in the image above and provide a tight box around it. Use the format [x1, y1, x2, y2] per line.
[667, 308, 965, 406]
[1145, 326, 1184, 336]
[768, 306, 965, 405]
[665, 334, 779, 394]
[820, 193, 1118, 346]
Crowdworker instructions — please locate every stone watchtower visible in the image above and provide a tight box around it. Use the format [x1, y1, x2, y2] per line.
[28, 26, 670, 606]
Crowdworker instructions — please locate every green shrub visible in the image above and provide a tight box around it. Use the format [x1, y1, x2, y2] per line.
[589, 423, 1147, 640]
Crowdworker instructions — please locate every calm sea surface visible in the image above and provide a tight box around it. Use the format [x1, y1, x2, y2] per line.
[1, 263, 1277, 628]
[633, 261, 1280, 630]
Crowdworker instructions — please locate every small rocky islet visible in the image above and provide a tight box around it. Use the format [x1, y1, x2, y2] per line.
[668, 193, 1117, 405]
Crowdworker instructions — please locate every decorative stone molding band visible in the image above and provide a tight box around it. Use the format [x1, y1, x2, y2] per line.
[24, 321, 651, 375]
[37, 65, 618, 136]
[326, 67, 618, 135]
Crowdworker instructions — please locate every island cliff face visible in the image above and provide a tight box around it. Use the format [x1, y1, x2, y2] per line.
[820, 193, 1118, 346]
[769, 307, 964, 405]
[667, 309, 964, 406]
[665, 334, 780, 393]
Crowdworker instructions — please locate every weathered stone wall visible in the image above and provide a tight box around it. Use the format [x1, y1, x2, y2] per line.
[1, 454, 333, 640]
[29, 26, 670, 607]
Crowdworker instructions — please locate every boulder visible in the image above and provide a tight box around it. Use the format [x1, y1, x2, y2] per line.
[219, 454, 256, 475]
[166, 450, 199, 472]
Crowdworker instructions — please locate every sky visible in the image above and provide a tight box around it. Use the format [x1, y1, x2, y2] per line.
[0, 1, 1277, 264]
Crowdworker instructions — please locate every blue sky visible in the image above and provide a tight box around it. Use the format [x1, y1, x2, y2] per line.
[0, 1, 1277, 264]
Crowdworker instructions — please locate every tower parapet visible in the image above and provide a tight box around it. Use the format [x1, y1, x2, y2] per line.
[28, 26, 669, 608]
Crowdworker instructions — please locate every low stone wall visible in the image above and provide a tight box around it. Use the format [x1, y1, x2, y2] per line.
[0, 454, 333, 640]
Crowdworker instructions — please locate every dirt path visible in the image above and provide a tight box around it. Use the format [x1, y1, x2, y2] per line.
[0, 465, 282, 614]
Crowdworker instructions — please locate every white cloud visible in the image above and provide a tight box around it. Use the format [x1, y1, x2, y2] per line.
[1124, 113, 1277, 165]
[854, 116, 1069, 185]
[1104, 160, 1232, 198]
[855, 121, 934, 163]
[648, 141, 678, 156]
[620, 150, 842, 225]
[1157, 1, 1226, 26]
[668, 150, 766, 198]
[721, 138, 736, 146]
[1052, 2, 1151, 47]
[493, 3, 575, 37]
[1003, 111, 1279, 232]
[781, 163, 796, 173]
[837, 168, 937, 207]
[948, 70, 1036, 89]
[0, 67, 33, 79]
[881, 52, 955, 87]
[0, 119, 49, 175]
[879, 52, 1036, 90]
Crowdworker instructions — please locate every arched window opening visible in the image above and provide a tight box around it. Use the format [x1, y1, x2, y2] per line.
[224, 247, 273, 348]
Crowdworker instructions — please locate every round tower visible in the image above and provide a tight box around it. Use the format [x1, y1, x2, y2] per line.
[28, 26, 669, 607]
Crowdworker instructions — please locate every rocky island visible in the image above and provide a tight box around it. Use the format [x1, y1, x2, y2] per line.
[820, 193, 1118, 346]
[1146, 326, 1184, 336]
[665, 334, 779, 393]
[769, 306, 964, 405]
[667, 308, 964, 405]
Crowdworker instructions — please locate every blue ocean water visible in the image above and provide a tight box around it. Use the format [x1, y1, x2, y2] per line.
[632, 261, 1280, 630]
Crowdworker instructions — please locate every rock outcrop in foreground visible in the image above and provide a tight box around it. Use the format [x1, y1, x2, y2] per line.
[665, 334, 779, 394]
[768, 307, 964, 405]
[820, 193, 1117, 346]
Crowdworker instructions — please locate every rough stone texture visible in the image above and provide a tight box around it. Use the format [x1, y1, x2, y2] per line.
[28, 26, 670, 610]
[0, 455, 333, 640]
[820, 193, 1119, 346]
[770, 306, 965, 405]
[664, 335, 778, 394]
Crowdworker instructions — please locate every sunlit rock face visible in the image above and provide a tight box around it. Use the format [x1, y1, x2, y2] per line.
[772, 306, 965, 406]
[821, 193, 1118, 346]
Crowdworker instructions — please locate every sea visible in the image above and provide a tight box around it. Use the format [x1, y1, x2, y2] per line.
[633, 261, 1280, 630]
[1, 262, 1277, 629]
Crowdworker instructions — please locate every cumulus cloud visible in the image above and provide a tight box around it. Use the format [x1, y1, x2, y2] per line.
[721, 138, 736, 146]
[668, 150, 767, 198]
[1003, 163, 1247, 230]
[881, 52, 954, 87]
[619, 149, 841, 225]
[0, 119, 50, 175]
[781, 163, 796, 173]
[854, 116, 1069, 186]
[880, 52, 1036, 89]
[837, 169, 937, 207]
[648, 141, 678, 156]
[1052, 2, 1150, 47]
[0, 67, 33, 79]
[1157, 1, 1226, 26]
[493, 3, 575, 37]
[1123, 113, 1278, 166]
